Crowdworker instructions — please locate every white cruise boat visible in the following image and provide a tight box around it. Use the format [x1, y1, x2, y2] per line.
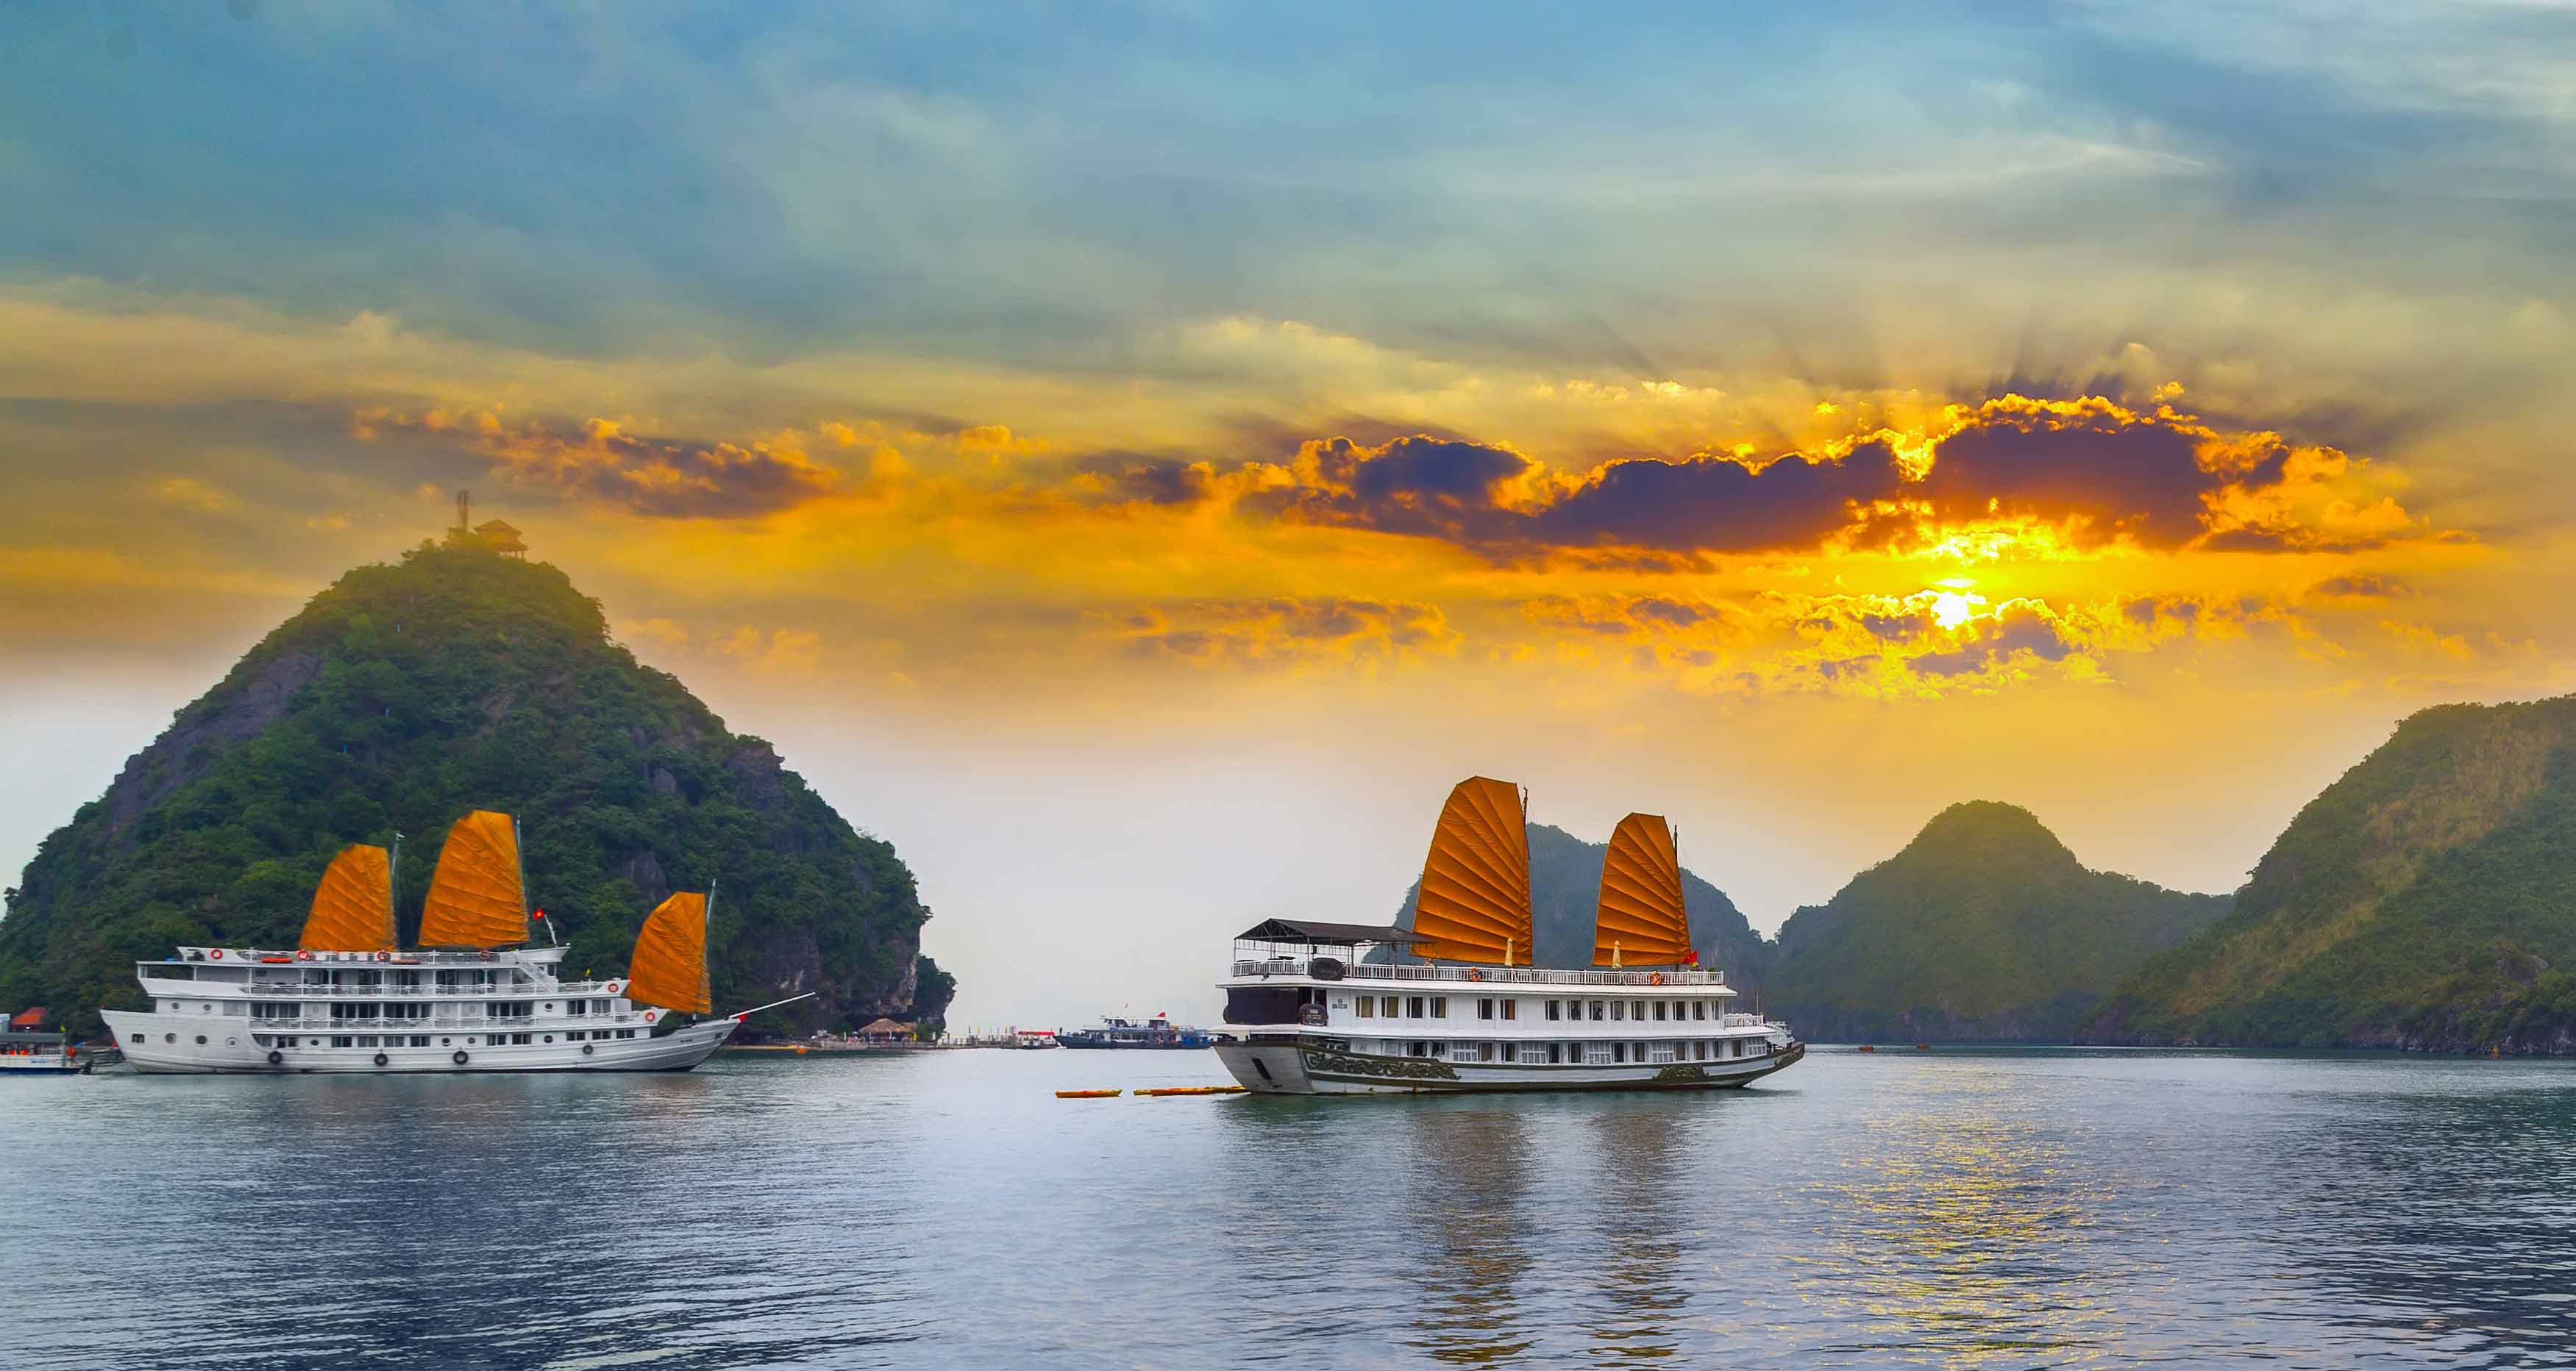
[1214, 780, 1802, 1095]
[102, 811, 799, 1075]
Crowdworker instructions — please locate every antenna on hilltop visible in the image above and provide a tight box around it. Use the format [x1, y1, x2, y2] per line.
[455, 489, 471, 535]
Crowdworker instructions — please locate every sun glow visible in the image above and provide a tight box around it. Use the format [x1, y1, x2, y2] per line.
[1929, 591, 1979, 630]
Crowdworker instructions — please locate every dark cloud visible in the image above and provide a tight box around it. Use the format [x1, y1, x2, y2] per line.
[1910, 603, 2078, 676]
[1531, 448, 1896, 552]
[2309, 574, 2409, 599]
[1912, 414, 2241, 541]
[357, 410, 837, 519]
[1229, 399, 2374, 560]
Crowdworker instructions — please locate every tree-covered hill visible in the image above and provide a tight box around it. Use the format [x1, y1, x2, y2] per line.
[1396, 822, 1777, 991]
[0, 538, 952, 1038]
[2085, 698, 2576, 1052]
[1768, 802, 2229, 1042]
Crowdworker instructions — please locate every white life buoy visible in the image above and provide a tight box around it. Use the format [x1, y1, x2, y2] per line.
[604, 980, 622, 995]
[296, 950, 312, 962]
[642, 1010, 658, 1023]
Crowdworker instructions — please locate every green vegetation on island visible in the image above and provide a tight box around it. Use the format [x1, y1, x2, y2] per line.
[0, 538, 948, 1039]
[2085, 697, 2576, 1053]
[1766, 802, 2230, 1042]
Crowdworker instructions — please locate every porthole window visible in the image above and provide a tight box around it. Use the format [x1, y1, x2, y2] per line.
[195, 1035, 207, 1044]
[543, 1035, 554, 1043]
[227, 1037, 238, 1047]
[441, 1037, 452, 1046]
[164, 1033, 177, 1043]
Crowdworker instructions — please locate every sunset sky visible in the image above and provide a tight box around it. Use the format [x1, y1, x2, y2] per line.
[5, 4, 2573, 1028]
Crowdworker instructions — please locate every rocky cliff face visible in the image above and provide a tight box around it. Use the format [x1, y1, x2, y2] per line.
[0, 539, 938, 1036]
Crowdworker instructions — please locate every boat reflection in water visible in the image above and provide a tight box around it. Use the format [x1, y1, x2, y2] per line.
[1574, 1104, 1690, 1362]
[1395, 1102, 1538, 1364]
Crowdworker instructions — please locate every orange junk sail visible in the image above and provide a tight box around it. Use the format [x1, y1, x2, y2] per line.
[299, 844, 395, 952]
[418, 811, 527, 948]
[1409, 777, 1533, 965]
[1594, 813, 1692, 966]
[627, 892, 712, 1015]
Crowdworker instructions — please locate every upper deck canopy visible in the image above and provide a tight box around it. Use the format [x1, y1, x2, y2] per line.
[1233, 919, 1427, 946]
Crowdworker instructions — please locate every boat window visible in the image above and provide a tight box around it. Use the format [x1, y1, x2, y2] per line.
[1612, 1043, 1626, 1063]
[1431, 997, 1447, 1019]
[1693, 1000, 1707, 1021]
[129, 1033, 143, 1043]
[1546, 1044, 1561, 1064]
[1476, 997, 1494, 1020]
[1406, 996, 1425, 1019]
[1585, 1043, 1612, 1065]
[1590, 1000, 1606, 1022]
[411, 1036, 431, 1047]
[1501, 999, 1517, 1022]
[1380, 996, 1398, 1017]
[566, 1000, 588, 1016]
[1501, 1042, 1517, 1062]
[1224, 987, 1301, 1025]
[1545, 999, 1561, 1021]
[1611, 1001, 1625, 1022]
[1354, 997, 1373, 1019]
[592, 999, 612, 1013]
[1654, 1001, 1667, 1021]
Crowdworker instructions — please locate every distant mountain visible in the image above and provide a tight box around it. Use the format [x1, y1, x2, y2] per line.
[1768, 802, 2229, 1042]
[2086, 698, 2576, 1053]
[0, 538, 951, 1037]
[1395, 822, 1776, 991]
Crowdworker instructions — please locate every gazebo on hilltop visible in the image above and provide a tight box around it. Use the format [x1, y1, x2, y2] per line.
[474, 519, 527, 558]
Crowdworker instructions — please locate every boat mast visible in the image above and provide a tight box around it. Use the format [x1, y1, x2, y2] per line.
[700, 877, 719, 1023]
[388, 830, 403, 951]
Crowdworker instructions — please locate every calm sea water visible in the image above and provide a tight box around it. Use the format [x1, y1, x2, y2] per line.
[3, 1047, 2572, 1369]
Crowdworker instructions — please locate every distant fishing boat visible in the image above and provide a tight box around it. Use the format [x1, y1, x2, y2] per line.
[1, 1010, 90, 1075]
[99, 811, 809, 1074]
[1056, 1014, 1225, 1049]
[1214, 780, 1803, 1094]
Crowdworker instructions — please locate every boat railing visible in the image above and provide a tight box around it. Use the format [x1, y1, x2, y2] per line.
[1230, 958, 1727, 989]
[249, 1011, 646, 1030]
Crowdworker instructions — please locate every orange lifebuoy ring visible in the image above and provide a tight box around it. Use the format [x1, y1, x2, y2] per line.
[604, 980, 622, 995]
[1466, 968, 1484, 983]
[642, 1010, 658, 1023]
[296, 950, 312, 962]
[1650, 972, 1665, 986]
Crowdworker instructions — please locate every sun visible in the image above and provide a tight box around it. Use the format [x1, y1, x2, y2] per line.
[1929, 590, 1979, 630]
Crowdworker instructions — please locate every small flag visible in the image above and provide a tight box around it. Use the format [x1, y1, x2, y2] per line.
[1684, 948, 1700, 966]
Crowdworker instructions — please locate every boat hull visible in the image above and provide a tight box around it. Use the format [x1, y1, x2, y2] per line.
[1216, 1036, 1804, 1095]
[101, 1011, 739, 1075]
